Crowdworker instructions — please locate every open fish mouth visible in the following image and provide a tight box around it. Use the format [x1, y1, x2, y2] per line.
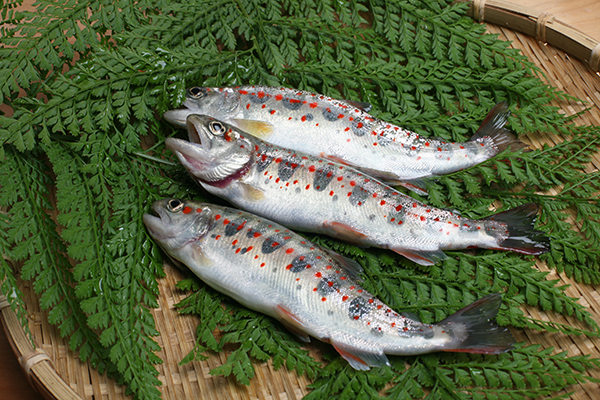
[143, 205, 168, 240]
[163, 99, 202, 127]
[165, 137, 212, 173]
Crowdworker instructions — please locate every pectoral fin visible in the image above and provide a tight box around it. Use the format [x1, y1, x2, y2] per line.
[275, 305, 311, 343]
[321, 247, 364, 280]
[323, 221, 369, 245]
[239, 182, 265, 201]
[391, 248, 447, 266]
[231, 119, 274, 139]
[331, 340, 390, 371]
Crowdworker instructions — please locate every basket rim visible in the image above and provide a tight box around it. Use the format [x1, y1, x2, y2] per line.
[458, 0, 600, 72]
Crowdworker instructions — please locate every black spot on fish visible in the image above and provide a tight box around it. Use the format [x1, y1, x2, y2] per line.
[398, 325, 435, 339]
[317, 276, 339, 295]
[348, 297, 371, 320]
[322, 107, 341, 122]
[261, 233, 290, 254]
[287, 254, 317, 273]
[224, 218, 246, 237]
[313, 165, 335, 191]
[282, 97, 303, 110]
[332, 195, 338, 202]
[272, 268, 277, 273]
[256, 154, 274, 172]
[377, 134, 392, 147]
[351, 117, 370, 136]
[348, 185, 369, 207]
[371, 327, 384, 337]
[249, 92, 268, 104]
[278, 159, 298, 181]
[240, 247, 249, 254]
[297, 285, 302, 290]
[304, 113, 314, 121]
[368, 214, 376, 221]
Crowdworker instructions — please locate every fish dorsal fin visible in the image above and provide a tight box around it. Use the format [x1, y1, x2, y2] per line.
[390, 248, 447, 266]
[341, 99, 372, 113]
[331, 340, 389, 370]
[275, 305, 311, 343]
[231, 118, 274, 139]
[320, 247, 364, 280]
[238, 182, 265, 202]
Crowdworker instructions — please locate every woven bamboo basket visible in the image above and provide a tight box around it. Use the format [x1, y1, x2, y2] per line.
[1, 1, 600, 399]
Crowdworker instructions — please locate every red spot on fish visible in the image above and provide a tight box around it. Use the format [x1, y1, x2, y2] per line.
[412, 203, 417, 208]
[215, 235, 220, 240]
[239, 90, 248, 95]
[337, 176, 343, 181]
[315, 272, 322, 278]
[373, 143, 378, 146]
[275, 94, 283, 101]
[261, 104, 266, 109]
[327, 281, 334, 287]
[283, 236, 291, 240]
[215, 215, 221, 220]
[425, 142, 430, 147]
[301, 115, 307, 122]
[182, 206, 192, 214]
[337, 114, 344, 119]
[253, 232, 261, 238]
[308, 165, 316, 172]
[286, 248, 294, 254]
[368, 299, 374, 304]
[290, 98, 301, 104]
[434, 217, 440, 222]
[344, 127, 350, 132]
[398, 221, 403, 225]
[342, 296, 349, 301]
[347, 192, 352, 197]
[257, 91, 265, 98]
[329, 191, 334, 196]
[272, 241, 280, 247]
[322, 297, 327, 302]
[260, 263, 265, 267]
[460, 145, 465, 149]
[480, 143, 485, 146]
[437, 147, 442, 151]
[350, 180, 356, 186]
[395, 205, 402, 211]
[275, 157, 282, 163]
[420, 216, 426, 221]
[340, 276, 347, 280]
[411, 146, 416, 151]
[353, 315, 360, 320]
[235, 248, 241, 253]
[380, 200, 386, 205]
[377, 305, 382, 309]
[313, 288, 317, 291]
[223, 219, 230, 225]
[416, 156, 421, 161]
[275, 177, 280, 183]
[403, 327, 408, 331]
[309, 102, 317, 108]
[477, 226, 481, 230]
[305, 184, 310, 190]
[237, 222, 246, 231]
[357, 122, 363, 129]
[293, 180, 298, 184]
[270, 109, 276, 115]
[349, 286, 356, 290]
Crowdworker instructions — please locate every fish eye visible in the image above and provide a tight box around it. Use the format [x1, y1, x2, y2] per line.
[187, 87, 205, 98]
[167, 199, 184, 212]
[209, 121, 226, 136]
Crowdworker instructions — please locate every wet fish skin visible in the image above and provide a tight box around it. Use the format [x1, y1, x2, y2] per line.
[163, 85, 524, 184]
[165, 114, 549, 266]
[143, 198, 515, 370]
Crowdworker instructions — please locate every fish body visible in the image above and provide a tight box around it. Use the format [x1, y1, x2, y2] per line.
[143, 198, 515, 369]
[163, 85, 524, 185]
[165, 115, 549, 266]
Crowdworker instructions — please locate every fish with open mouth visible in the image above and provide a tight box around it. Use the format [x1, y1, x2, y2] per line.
[163, 85, 525, 192]
[143, 198, 515, 370]
[164, 114, 549, 266]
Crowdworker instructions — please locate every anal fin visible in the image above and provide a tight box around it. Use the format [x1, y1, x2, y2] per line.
[331, 341, 389, 371]
[391, 247, 447, 266]
[275, 305, 311, 343]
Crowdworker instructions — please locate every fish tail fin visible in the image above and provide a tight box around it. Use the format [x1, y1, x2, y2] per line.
[440, 294, 515, 354]
[470, 102, 528, 153]
[484, 203, 550, 255]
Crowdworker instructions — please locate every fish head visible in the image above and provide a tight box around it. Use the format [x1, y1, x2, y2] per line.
[143, 199, 213, 256]
[165, 115, 253, 187]
[163, 86, 241, 128]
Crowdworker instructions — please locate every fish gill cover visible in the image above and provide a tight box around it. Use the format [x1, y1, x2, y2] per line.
[1, 0, 600, 399]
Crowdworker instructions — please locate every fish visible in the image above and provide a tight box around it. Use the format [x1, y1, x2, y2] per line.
[143, 198, 515, 370]
[163, 85, 526, 192]
[164, 114, 549, 266]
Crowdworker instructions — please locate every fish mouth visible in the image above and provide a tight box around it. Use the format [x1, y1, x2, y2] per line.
[143, 203, 170, 240]
[163, 109, 190, 128]
[165, 137, 212, 176]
